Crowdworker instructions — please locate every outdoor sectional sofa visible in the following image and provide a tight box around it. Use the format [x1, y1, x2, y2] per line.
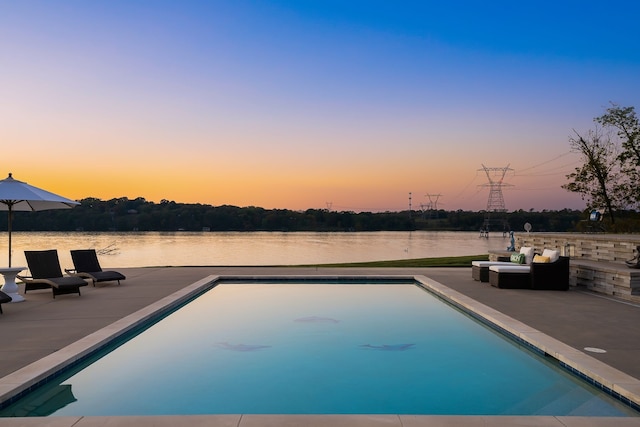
[472, 247, 570, 291]
[489, 254, 570, 291]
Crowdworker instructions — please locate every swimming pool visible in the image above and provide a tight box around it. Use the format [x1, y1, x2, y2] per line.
[0, 276, 638, 417]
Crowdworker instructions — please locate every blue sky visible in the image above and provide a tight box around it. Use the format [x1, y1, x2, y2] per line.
[1, 1, 639, 212]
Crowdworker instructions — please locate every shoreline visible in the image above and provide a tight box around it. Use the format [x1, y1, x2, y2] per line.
[131, 254, 491, 269]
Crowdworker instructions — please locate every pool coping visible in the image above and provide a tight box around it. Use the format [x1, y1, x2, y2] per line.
[1, 274, 640, 426]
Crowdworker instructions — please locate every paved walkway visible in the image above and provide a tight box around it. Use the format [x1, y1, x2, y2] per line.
[1, 266, 639, 426]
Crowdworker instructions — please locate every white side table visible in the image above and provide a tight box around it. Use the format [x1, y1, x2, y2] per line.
[0, 267, 26, 303]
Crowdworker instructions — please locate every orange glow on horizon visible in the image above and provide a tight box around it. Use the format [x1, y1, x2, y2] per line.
[4, 163, 585, 213]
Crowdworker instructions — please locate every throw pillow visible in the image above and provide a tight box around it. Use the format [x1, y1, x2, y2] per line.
[533, 255, 551, 263]
[510, 253, 525, 264]
[541, 249, 560, 263]
[519, 246, 535, 264]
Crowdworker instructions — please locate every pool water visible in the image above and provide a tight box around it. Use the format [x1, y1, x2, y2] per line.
[1, 282, 637, 416]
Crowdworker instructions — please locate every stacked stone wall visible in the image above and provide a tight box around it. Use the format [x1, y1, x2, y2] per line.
[511, 233, 640, 302]
[515, 233, 640, 262]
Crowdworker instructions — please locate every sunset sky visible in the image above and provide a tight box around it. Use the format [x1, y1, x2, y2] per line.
[1, 1, 639, 212]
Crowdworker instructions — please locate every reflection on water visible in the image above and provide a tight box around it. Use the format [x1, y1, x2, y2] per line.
[1, 384, 76, 417]
[1, 231, 508, 268]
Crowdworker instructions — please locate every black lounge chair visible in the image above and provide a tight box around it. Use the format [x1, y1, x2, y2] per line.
[66, 249, 126, 286]
[18, 250, 88, 298]
[0, 290, 12, 314]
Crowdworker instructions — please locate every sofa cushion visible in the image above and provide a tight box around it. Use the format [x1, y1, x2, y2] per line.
[489, 265, 531, 273]
[542, 249, 560, 263]
[471, 260, 513, 267]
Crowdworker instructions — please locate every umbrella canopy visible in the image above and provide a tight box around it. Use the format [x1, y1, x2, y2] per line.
[0, 173, 79, 267]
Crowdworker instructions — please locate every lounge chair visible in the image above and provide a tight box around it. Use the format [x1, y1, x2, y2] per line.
[17, 250, 88, 298]
[0, 290, 11, 314]
[66, 249, 126, 286]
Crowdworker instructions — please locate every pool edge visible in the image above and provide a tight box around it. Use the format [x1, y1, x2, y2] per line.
[0, 274, 220, 406]
[414, 274, 640, 411]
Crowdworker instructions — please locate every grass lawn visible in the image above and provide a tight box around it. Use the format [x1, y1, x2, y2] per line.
[299, 254, 488, 268]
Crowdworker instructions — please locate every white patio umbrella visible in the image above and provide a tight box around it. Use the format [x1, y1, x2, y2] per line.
[0, 173, 79, 267]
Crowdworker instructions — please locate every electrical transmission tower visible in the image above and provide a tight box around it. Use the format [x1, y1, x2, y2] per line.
[478, 164, 513, 235]
[425, 193, 442, 219]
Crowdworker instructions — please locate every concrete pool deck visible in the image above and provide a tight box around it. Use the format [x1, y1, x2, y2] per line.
[1, 266, 640, 426]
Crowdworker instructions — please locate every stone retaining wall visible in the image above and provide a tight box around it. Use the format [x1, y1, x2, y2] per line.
[516, 232, 640, 263]
[512, 233, 640, 302]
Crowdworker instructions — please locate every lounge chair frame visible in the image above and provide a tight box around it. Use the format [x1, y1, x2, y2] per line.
[18, 250, 88, 298]
[0, 290, 11, 313]
[66, 249, 126, 286]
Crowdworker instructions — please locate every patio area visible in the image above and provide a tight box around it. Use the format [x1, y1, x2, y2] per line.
[0, 266, 639, 426]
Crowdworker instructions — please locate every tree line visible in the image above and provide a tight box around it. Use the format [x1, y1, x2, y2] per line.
[4, 196, 631, 233]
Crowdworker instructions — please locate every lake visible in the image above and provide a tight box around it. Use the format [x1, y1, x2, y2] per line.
[2, 231, 509, 269]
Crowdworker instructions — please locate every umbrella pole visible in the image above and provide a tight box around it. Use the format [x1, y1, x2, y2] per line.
[8, 204, 12, 268]
[0, 202, 26, 302]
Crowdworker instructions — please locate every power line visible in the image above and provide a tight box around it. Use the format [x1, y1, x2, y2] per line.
[517, 151, 574, 173]
[452, 170, 479, 200]
[514, 160, 581, 177]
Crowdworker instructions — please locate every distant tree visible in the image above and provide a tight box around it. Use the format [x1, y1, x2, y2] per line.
[595, 103, 640, 207]
[562, 127, 624, 223]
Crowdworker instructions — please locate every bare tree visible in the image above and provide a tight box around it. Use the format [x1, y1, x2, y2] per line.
[562, 127, 624, 223]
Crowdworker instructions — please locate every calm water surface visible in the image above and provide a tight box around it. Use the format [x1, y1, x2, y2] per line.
[2, 283, 633, 416]
[2, 231, 508, 268]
